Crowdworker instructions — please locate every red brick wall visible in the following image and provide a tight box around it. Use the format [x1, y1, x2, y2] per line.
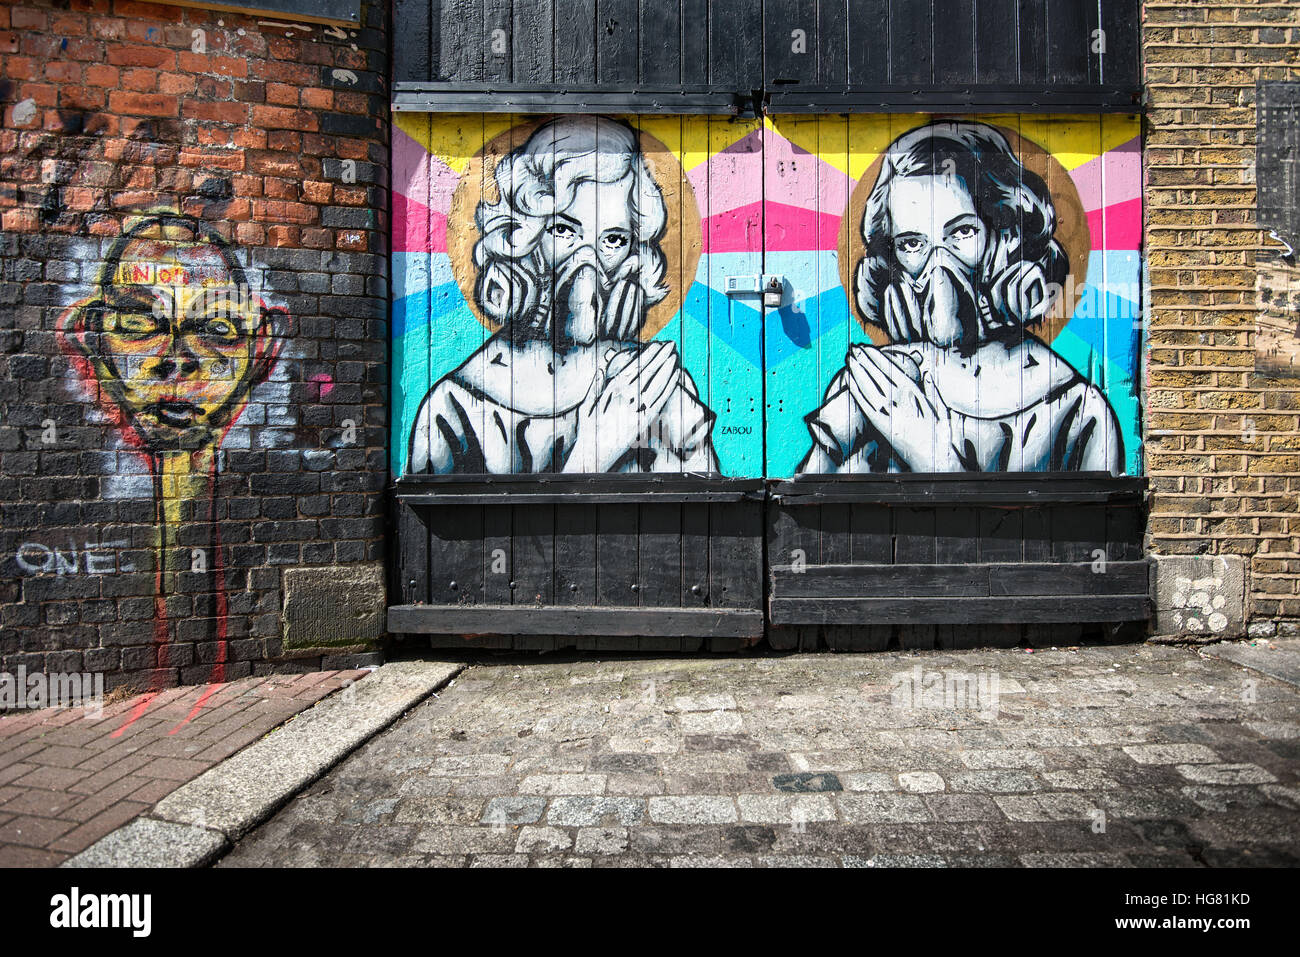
[0, 0, 391, 689]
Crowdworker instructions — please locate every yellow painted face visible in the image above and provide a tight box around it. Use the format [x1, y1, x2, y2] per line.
[93, 239, 263, 451]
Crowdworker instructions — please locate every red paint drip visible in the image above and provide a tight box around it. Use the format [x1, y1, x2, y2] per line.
[168, 682, 221, 735]
[168, 514, 229, 735]
[111, 691, 158, 738]
[208, 512, 228, 686]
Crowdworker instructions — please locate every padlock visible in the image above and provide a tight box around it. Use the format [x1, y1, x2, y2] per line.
[763, 276, 784, 309]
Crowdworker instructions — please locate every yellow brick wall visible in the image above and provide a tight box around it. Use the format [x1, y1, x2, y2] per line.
[1144, 0, 1300, 620]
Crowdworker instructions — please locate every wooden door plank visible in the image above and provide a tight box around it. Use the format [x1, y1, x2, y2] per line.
[989, 560, 1149, 596]
[933, 0, 975, 84]
[682, 0, 710, 85]
[975, 0, 1019, 83]
[1051, 503, 1104, 562]
[513, 0, 555, 84]
[772, 595, 1152, 625]
[398, 500, 431, 605]
[889, 0, 933, 84]
[437, 0, 484, 81]
[681, 501, 711, 606]
[484, 0, 513, 83]
[935, 505, 980, 565]
[428, 502, 485, 605]
[980, 507, 1024, 563]
[512, 503, 555, 605]
[555, 501, 598, 606]
[710, 502, 760, 608]
[1017, 0, 1047, 83]
[555, 0, 597, 83]
[639, 502, 683, 607]
[482, 505, 512, 604]
[1045, 0, 1089, 85]
[597, 0, 639, 84]
[894, 506, 937, 563]
[596, 503, 639, 606]
[1100, 0, 1140, 88]
[388, 603, 765, 636]
[394, 0, 432, 83]
[640, 0, 682, 85]
[773, 563, 990, 598]
[817, 0, 848, 85]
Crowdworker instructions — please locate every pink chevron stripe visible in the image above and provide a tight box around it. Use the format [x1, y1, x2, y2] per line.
[1071, 136, 1141, 212]
[763, 201, 845, 252]
[1087, 197, 1142, 251]
[702, 201, 763, 253]
[392, 126, 461, 215]
[702, 200, 845, 253]
[763, 132, 857, 215]
[688, 128, 764, 218]
[393, 192, 448, 254]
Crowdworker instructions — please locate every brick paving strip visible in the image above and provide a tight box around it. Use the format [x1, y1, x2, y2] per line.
[217, 642, 1300, 868]
[62, 661, 462, 867]
[0, 669, 372, 867]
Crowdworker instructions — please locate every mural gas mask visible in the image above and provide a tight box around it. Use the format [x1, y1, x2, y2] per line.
[476, 248, 645, 346]
[551, 246, 645, 344]
[879, 232, 1060, 352]
[884, 245, 983, 349]
[863, 166, 1062, 353]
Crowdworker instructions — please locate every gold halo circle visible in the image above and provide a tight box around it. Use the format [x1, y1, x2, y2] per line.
[837, 121, 1090, 346]
[447, 118, 701, 342]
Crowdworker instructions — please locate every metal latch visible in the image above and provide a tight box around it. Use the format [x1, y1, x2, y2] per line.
[724, 275, 786, 305]
[724, 275, 761, 296]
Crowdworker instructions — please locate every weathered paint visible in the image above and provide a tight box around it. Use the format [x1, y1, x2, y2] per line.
[53, 213, 288, 690]
[392, 112, 1143, 478]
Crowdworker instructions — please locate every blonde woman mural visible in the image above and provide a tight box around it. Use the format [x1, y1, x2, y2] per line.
[407, 115, 718, 475]
[58, 212, 286, 701]
[799, 121, 1123, 475]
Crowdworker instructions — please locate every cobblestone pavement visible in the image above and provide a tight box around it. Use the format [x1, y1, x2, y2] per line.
[0, 670, 368, 866]
[221, 644, 1300, 867]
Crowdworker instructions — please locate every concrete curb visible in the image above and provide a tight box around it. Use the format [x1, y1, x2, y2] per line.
[1204, 638, 1300, 689]
[60, 818, 231, 869]
[62, 660, 464, 868]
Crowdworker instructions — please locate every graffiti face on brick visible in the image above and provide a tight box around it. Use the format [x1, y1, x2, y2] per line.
[52, 212, 289, 690]
[59, 213, 285, 455]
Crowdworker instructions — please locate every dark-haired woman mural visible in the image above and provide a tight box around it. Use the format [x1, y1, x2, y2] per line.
[798, 121, 1124, 475]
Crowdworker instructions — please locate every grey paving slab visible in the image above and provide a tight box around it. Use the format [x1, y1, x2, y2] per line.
[215, 644, 1300, 868]
[1205, 639, 1300, 689]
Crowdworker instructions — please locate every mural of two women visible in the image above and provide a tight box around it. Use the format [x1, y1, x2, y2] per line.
[406, 115, 1124, 478]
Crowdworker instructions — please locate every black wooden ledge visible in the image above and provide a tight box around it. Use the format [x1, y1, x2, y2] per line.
[395, 474, 765, 505]
[769, 472, 1146, 505]
[390, 472, 1151, 645]
[391, 84, 752, 114]
[388, 604, 764, 638]
[764, 85, 1142, 115]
